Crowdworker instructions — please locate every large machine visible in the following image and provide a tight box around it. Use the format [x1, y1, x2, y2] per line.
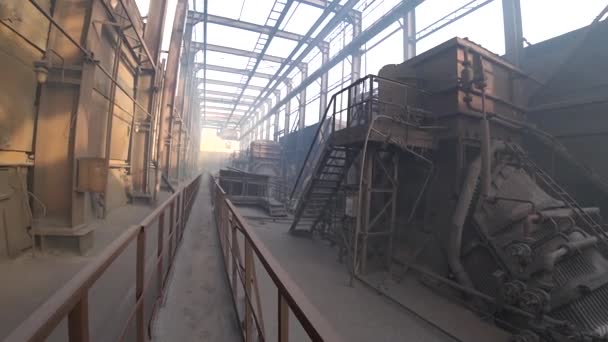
[288, 37, 608, 341]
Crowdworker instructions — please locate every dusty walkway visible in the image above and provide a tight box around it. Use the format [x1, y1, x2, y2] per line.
[152, 173, 241, 342]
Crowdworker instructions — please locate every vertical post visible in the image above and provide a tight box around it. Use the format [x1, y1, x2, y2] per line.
[360, 146, 374, 274]
[157, 212, 165, 295]
[319, 43, 329, 121]
[284, 82, 292, 135]
[180, 190, 186, 239]
[278, 292, 289, 342]
[388, 153, 399, 269]
[68, 296, 90, 342]
[265, 115, 271, 140]
[136, 228, 146, 342]
[244, 241, 253, 342]
[502, 0, 523, 66]
[351, 11, 362, 82]
[402, 10, 416, 61]
[298, 66, 308, 131]
[274, 91, 281, 141]
[231, 224, 238, 294]
[169, 201, 175, 261]
[158, 0, 188, 187]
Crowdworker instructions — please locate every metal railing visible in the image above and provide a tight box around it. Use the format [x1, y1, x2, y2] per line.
[211, 175, 342, 342]
[4, 175, 201, 342]
[288, 74, 430, 208]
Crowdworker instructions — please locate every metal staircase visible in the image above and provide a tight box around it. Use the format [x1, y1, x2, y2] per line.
[289, 144, 357, 233]
[287, 75, 434, 236]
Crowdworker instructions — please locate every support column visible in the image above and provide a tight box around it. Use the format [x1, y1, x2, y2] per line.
[284, 81, 292, 135]
[319, 43, 329, 121]
[131, 0, 169, 198]
[502, 0, 523, 66]
[351, 11, 362, 82]
[274, 90, 281, 141]
[402, 9, 416, 61]
[265, 117, 271, 140]
[298, 65, 308, 131]
[158, 0, 188, 192]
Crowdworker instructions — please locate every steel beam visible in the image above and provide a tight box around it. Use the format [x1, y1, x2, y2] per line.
[351, 10, 362, 84]
[298, 65, 308, 130]
[502, 0, 523, 66]
[203, 97, 255, 106]
[199, 89, 258, 101]
[144, 0, 169, 63]
[190, 42, 301, 66]
[285, 82, 292, 135]
[416, 0, 495, 42]
[159, 2, 188, 184]
[234, 0, 360, 128]
[200, 78, 265, 91]
[240, 0, 425, 137]
[204, 105, 250, 113]
[222, 0, 295, 128]
[194, 63, 274, 79]
[319, 44, 329, 121]
[187, 11, 314, 44]
[402, 10, 416, 60]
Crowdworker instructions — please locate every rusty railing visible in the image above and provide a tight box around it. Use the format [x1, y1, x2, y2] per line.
[211, 175, 342, 342]
[4, 175, 201, 342]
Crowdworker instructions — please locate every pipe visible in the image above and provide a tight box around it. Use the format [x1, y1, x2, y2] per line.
[448, 153, 481, 288]
[523, 213, 541, 237]
[449, 141, 504, 288]
[543, 232, 598, 271]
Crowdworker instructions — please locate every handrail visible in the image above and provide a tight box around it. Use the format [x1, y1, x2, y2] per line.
[288, 74, 428, 204]
[211, 176, 343, 341]
[4, 175, 202, 342]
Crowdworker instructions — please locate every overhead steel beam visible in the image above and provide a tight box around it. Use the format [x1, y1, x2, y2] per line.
[416, 0, 495, 42]
[222, 0, 295, 128]
[297, 0, 357, 16]
[204, 105, 250, 113]
[187, 11, 319, 44]
[200, 78, 266, 91]
[190, 42, 303, 66]
[234, 0, 359, 128]
[203, 97, 256, 106]
[240, 0, 425, 137]
[199, 89, 258, 101]
[194, 63, 274, 79]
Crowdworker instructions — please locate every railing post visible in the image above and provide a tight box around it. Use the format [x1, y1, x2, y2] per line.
[278, 291, 289, 342]
[244, 240, 253, 342]
[231, 223, 238, 294]
[180, 191, 186, 240]
[68, 295, 90, 342]
[176, 194, 182, 242]
[157, 212, 165, 296]
[136, 227, 146, 342]
[169, 201, 175, 262]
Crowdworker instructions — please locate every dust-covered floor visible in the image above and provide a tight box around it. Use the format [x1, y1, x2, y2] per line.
[235, 207, 460, 342]
[152, 173, 241, 342]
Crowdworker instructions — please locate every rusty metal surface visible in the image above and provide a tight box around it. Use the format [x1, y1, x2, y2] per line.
[3, 175, 201, 342]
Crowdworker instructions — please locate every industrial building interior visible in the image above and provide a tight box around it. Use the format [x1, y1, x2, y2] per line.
[1, 0, 608, 341]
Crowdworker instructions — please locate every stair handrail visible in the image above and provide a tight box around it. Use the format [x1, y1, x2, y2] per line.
[288, 74, 430, 205]
[289, 75, 373, 203]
